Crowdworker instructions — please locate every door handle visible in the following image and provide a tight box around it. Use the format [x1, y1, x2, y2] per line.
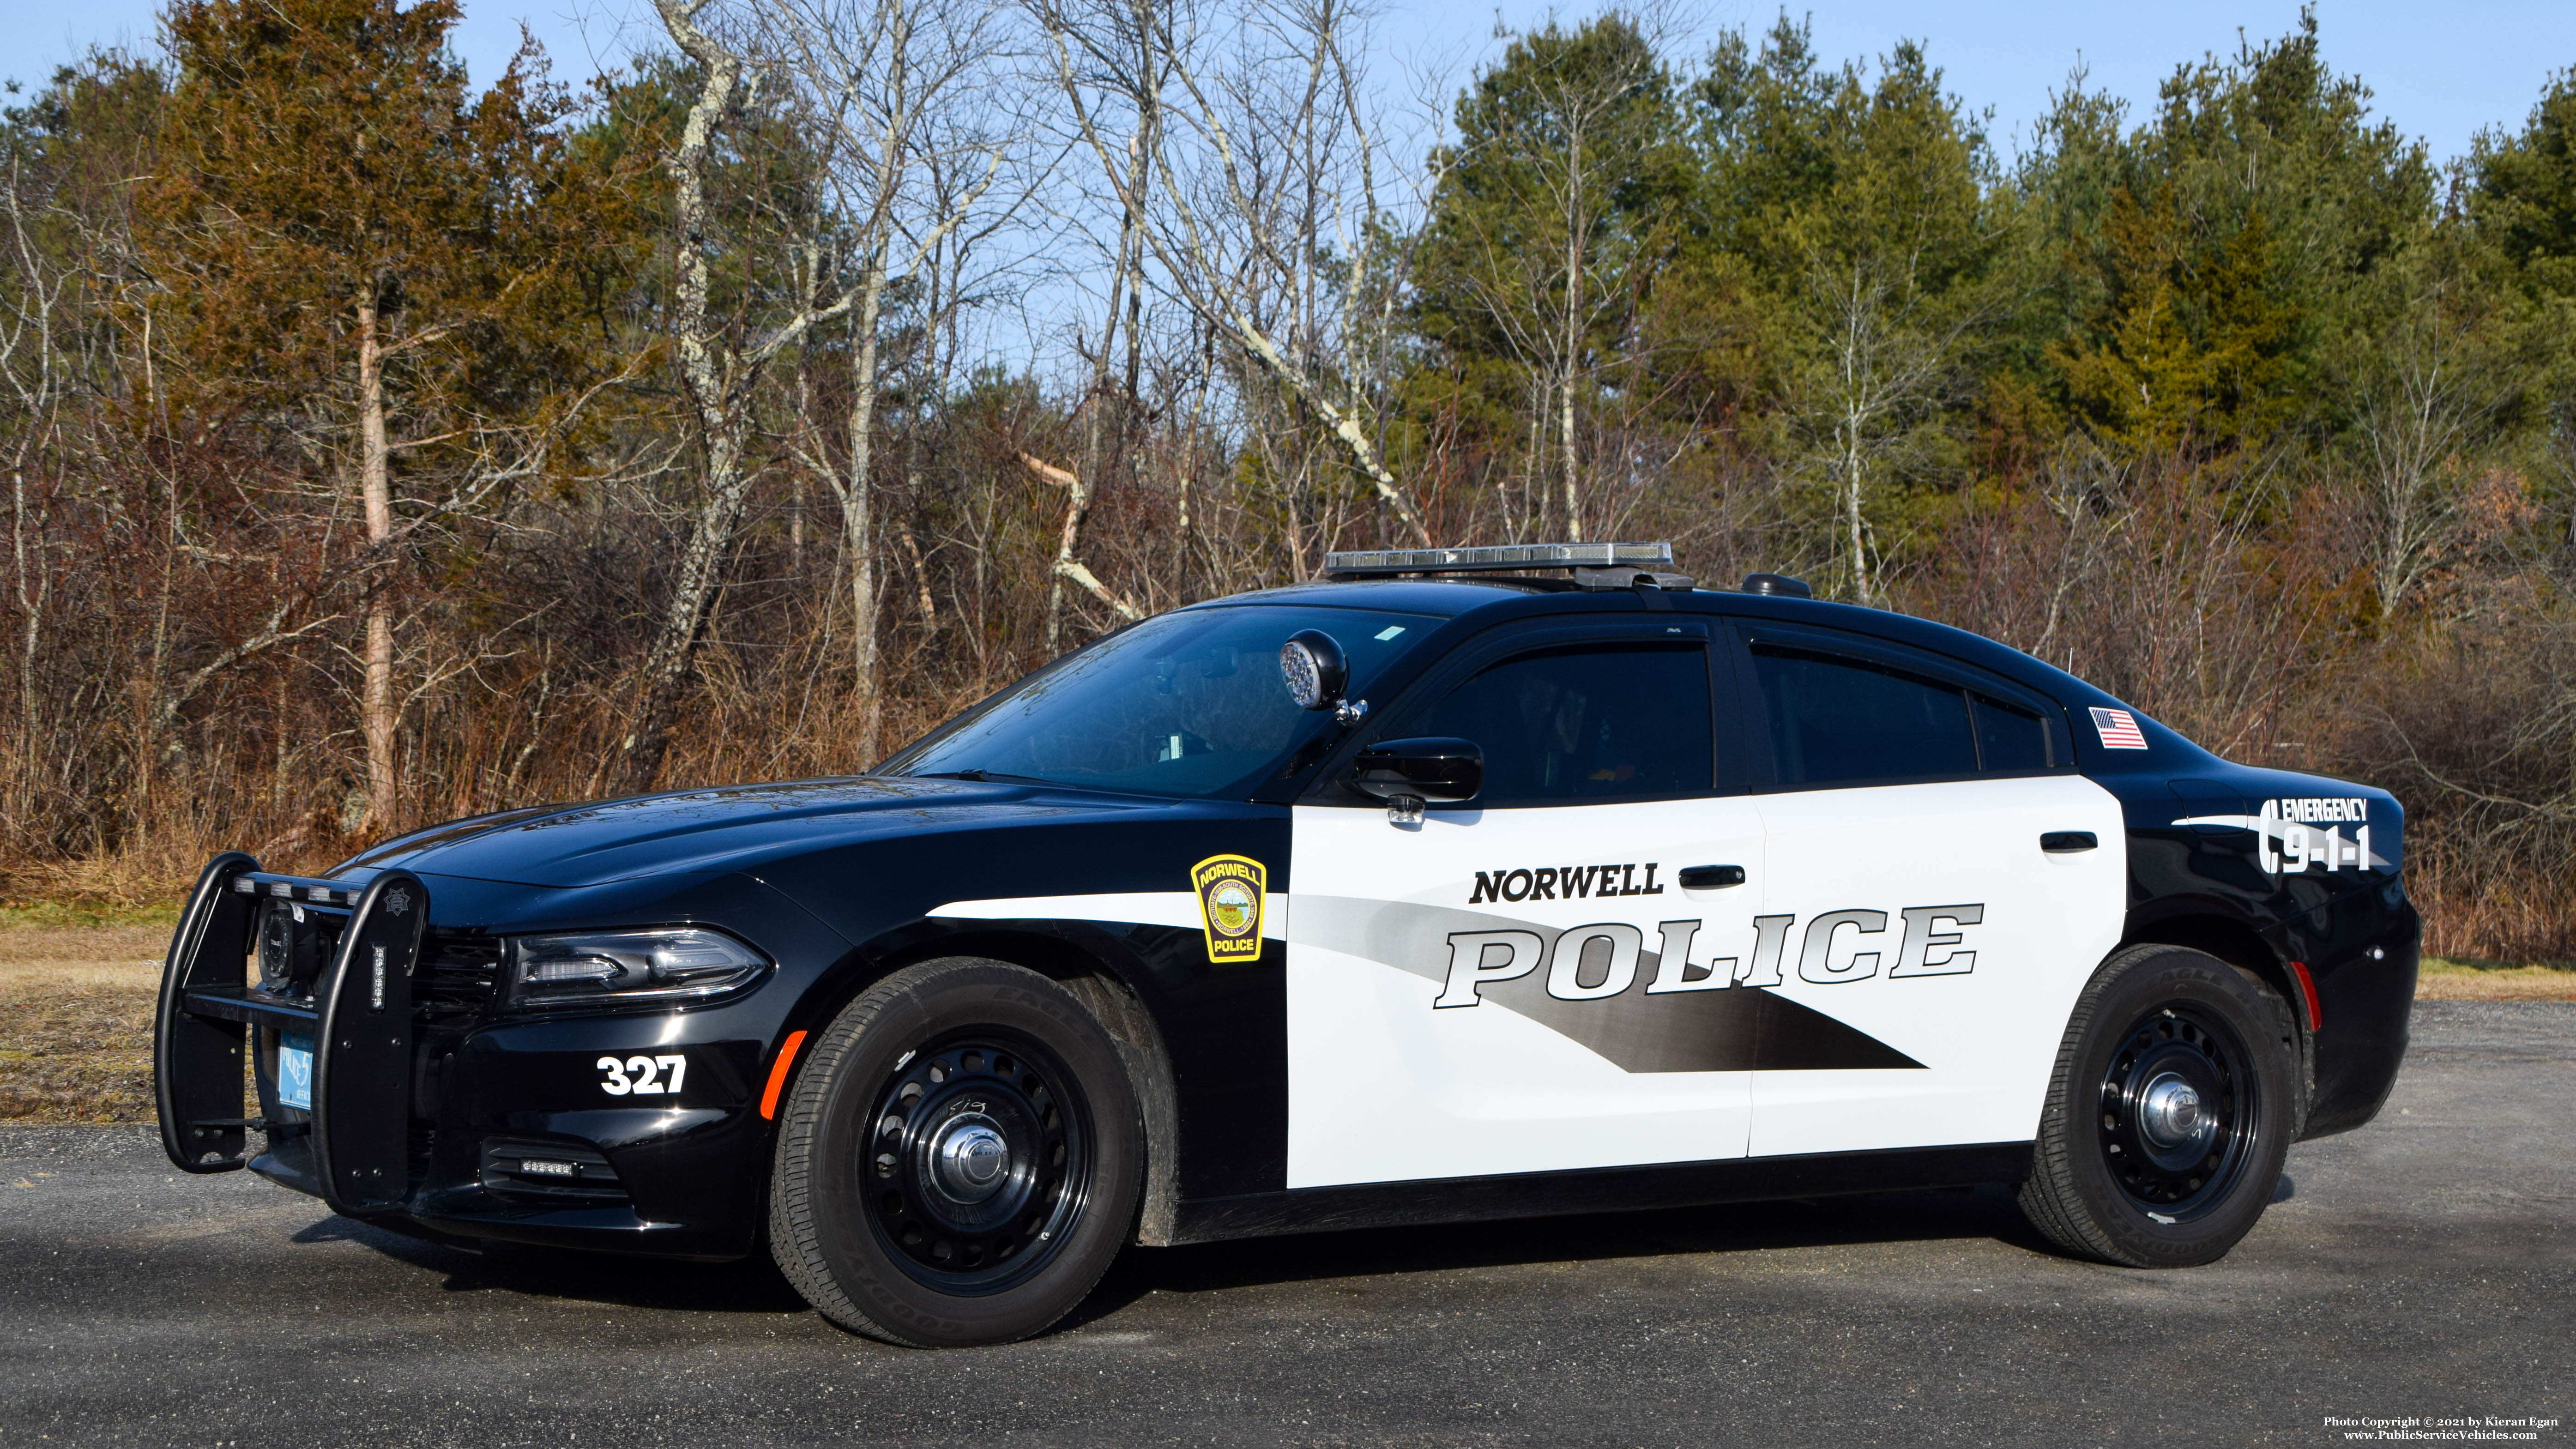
[1678, 864, 1746, 889]
[2041, 831, 2099, 853]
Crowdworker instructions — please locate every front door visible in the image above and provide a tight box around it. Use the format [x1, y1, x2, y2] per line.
[1730, 628, 2128, 1158]
[1285, 622, 1768, 1189]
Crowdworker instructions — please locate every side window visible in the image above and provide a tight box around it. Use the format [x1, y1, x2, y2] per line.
[1750, 645, 2056, 787]
[1972, 694, 2051, 772]
[1752, 646, 1976, 786]
[1410, 642, 1712, 805]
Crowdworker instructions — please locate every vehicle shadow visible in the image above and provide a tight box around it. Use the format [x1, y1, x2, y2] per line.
[295, 1214, 808, 1314]
[1062, 1183, 2058, 1332]
[296, 1175, 2301, 1332]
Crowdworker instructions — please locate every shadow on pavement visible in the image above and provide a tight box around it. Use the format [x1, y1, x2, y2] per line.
[448, 1242, 810, 1314]
[294, 1175, 2308, 1333]
[1062, 1183, 2062, 1331]
[297, 1213, 810, 1314]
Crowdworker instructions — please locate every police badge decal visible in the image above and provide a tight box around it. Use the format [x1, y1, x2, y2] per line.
[1191, 854, 1267, 964]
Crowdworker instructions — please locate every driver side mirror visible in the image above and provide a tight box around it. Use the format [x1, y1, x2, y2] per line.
[1351, 737, 1484, 824]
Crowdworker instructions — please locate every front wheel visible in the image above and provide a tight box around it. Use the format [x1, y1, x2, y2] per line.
[2018, 943, 2297, 1268]
[770, 958, 1143, 1346]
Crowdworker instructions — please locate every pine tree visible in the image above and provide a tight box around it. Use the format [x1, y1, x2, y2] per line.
[138, 0, 630, 828]
[2473, 68, 2576, 302]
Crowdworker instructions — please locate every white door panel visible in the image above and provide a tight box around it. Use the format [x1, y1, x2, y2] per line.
[1747, 774, 2128, 1157]
[1286, 797, 1766, 1189]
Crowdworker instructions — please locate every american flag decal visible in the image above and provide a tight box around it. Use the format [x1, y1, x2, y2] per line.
[2090, 707, 2148, 750]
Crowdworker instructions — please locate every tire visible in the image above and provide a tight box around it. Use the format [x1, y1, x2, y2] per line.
[2017, 943, 2296, 1269]
[769, 957, 1144, 1346]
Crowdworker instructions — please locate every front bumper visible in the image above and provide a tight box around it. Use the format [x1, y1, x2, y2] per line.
[153, 856, 804, 1261]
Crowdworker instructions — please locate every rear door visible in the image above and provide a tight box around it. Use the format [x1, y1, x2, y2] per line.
[1730, 624, 2127, 1158]
[1285, 618, 1768, 1189]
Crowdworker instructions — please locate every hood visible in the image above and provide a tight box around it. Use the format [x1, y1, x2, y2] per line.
[338, 776, 1159, 889]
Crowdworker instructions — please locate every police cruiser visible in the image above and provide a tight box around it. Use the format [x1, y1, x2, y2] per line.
[152, 543, 2417, 1346]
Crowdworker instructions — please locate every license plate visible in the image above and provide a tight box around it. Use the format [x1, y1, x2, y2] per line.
[277, 1032, 314, 1111]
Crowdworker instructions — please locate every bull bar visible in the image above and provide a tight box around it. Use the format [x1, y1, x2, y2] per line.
[151, 853, 431, 1217]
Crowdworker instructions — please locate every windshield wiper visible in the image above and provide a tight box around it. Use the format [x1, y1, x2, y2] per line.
[907, 769, 1063, 787]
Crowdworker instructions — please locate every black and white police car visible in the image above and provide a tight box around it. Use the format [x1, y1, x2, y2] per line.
[153, 542, 2418, 1346]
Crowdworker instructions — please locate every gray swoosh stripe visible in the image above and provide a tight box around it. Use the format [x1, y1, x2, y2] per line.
[1293, 895, 1919, 1074]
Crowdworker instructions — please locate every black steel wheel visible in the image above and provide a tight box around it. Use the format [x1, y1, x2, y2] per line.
[2094, 1003, 2258, 1221]
[862, 1034, 1091, 1292]
[770, 958, 1143, 1346]
[2019, 943, 2296, 1268]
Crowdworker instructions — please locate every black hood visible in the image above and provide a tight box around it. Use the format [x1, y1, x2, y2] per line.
[338, 777, 1163, 889]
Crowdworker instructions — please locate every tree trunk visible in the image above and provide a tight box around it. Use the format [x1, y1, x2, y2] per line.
[12, 470, 47, 819]
[1559, 134, 1584, 543]
[896, 508, 937, 631]
[356, 296, 398, 829]
[845, 254, 889, 759]
[1053, 212, 1132, 652]
[1844, 429, 1868, 606]
[616, 12, 747, 797]
[617, 426, 751, 796]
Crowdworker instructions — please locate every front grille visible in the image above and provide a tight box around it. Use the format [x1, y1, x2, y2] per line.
[413, 933, 502, 1025]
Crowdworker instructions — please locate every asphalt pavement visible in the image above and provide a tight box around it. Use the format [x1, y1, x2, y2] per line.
[4, 1001, 2569, 1448]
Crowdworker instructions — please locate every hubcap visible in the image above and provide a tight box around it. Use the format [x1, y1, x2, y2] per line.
[932, 1117, 1012, 1202]
[861, 1037, 1092, 1294]
[2137, 1074, 2208, 1153]
[2095, 1004, 2260, 1222]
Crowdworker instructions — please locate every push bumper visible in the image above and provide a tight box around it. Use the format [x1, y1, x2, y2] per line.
[153, 855, 425, 1213]
[152, 855, 783, 1260]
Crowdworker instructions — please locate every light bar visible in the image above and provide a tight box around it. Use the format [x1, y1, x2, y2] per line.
[1322, 541, 1674, 578]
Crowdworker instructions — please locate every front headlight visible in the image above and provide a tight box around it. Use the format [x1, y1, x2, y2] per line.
[506, 927, 771, 1012]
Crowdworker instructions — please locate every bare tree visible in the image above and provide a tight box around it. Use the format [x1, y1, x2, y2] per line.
[763, 0, 1014, 748]
[1033, 0, 1435, 558]
[2349, 266, 2516, 616]
[1789, 250, 1972, 605]
[622, 0, 889, 793]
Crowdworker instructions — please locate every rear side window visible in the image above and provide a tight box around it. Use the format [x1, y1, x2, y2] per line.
[1972, 694, 2051, 772]
[1411, 642, 1712, 804]
[1750, 645, 2055, 787]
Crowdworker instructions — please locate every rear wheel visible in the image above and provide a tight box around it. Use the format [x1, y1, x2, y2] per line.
[770, 957, 1142, 1346]
[2018, 943, 2295, 1268]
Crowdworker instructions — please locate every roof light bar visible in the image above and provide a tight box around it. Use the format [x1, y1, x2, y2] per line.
[1322, 541, 1674, 578]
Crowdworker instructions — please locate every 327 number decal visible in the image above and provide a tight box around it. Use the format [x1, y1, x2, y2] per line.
[597, 1054, 688, 1096]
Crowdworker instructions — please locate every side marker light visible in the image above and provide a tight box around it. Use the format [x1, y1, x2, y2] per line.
[2287, 960, 2322, 1032]
[760, 1030, 809, 1121]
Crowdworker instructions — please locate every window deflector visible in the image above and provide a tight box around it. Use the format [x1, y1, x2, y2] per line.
[1727, 621, 2074, 789]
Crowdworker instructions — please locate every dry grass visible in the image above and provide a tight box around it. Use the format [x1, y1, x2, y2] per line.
[0, 922, 172, 1124]
[2415, 957, 2576, 1001]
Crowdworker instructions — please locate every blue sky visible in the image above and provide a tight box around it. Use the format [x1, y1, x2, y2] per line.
[3, 0, 2569, 163]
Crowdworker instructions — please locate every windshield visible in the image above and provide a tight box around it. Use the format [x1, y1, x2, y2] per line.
[883, 604, 1437, 798]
